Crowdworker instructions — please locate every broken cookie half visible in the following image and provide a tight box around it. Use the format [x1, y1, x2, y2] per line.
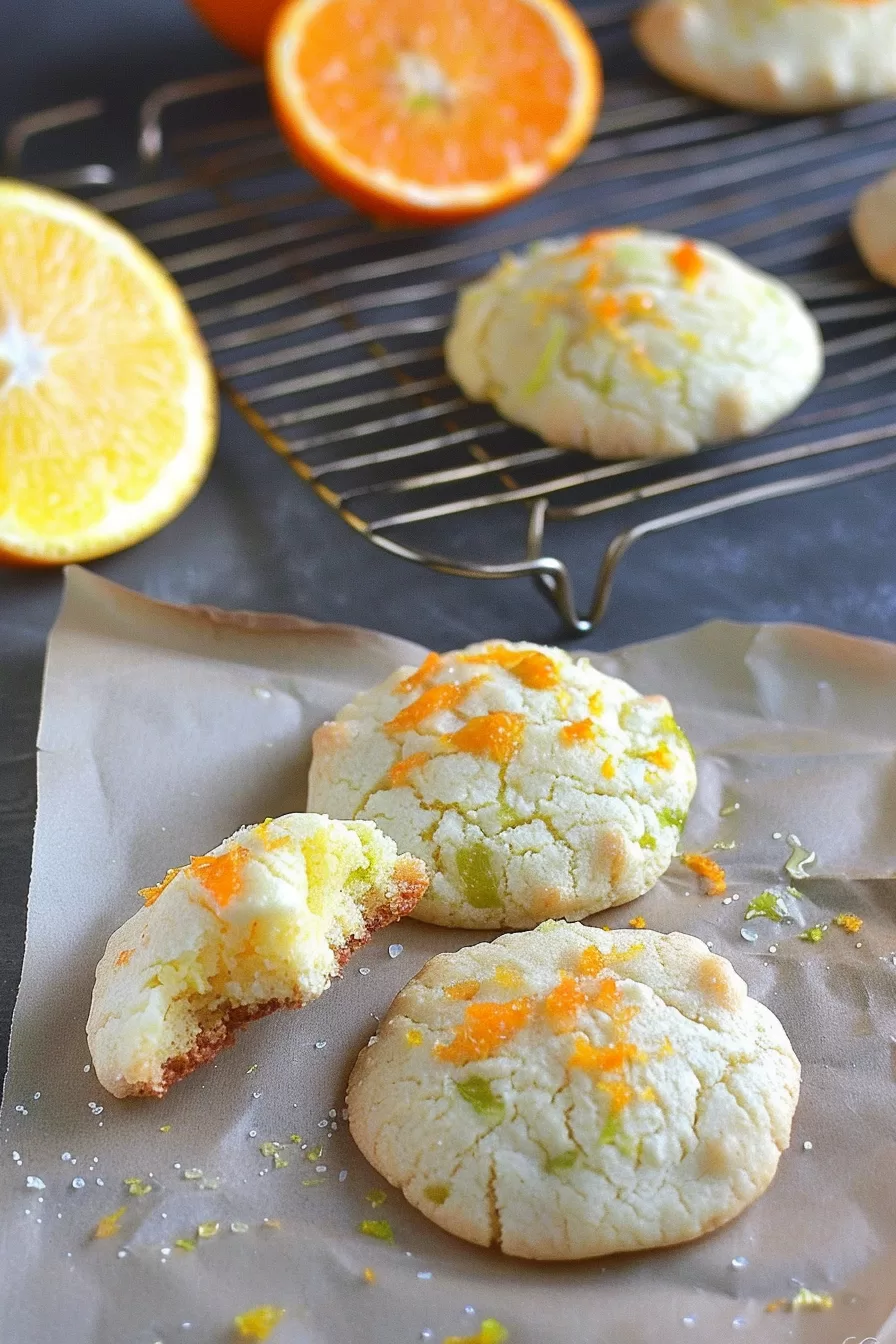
[87, 814, 428, 1098]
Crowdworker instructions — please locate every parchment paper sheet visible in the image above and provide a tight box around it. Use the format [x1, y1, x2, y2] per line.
[1, 567, 894, 1344]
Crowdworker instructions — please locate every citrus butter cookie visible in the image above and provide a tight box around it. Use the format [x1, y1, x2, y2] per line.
[307, 640, 696, 929]
[348, 923, 800, 1259]
[87, 814, 427, 1098]
[444, 229, 822, 458]
[851, 166, 896, 285]
[633, 0, 896, 113]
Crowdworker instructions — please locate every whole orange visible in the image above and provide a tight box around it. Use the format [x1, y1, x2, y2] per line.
[186, 0, 285, 62]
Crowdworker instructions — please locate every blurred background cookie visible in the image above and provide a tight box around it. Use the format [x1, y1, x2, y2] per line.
[87, 814, 427, 1097]
[445, 228, 822, 459]
[852, 167, 896, 285]
[348, 923, 801, 1258]
[633, 0, 896, 113]
[308, 640, 696, 928]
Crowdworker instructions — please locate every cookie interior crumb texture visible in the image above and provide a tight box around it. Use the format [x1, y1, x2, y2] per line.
[86, 814, 427, 1097]
[633, 0, 896, 113]
[348, 922, 801, 1260]
[308, 640, 697, 928]
[444, 228, 822, 458]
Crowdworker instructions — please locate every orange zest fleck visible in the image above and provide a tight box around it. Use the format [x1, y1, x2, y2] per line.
[447, 712, 526, 764]
[567, 1036, 640, 1076]
[563, 227, 638, 259]
[233, 1305, 286, 1340]
[405, 1028, 424, 1046]
[385, 681, 473, 733]
[362, 1266, 377, 1284]
[587, 975, 623, 1015]
[833, 912, 863, 934]
[140, 868, 178, 907]
[434, 997, 532, 1066]
[93, 1206, 127, 1240]
[628, 915, 646, 929]
[388, 751, 430, 786]
[597, 1077, 635, 1112]
[670, 239, 704, 289]
[397, 651, 441, 694]
[624, 291, 655, 316]
[188, 846, 250, 908]
[544, 974, 586, 1031]
[493, 964, 523, 990]
[594, 293, 622, 324]
[588, 689, 604, 716]
[577, 944, 604, 977]
[445, 980, 481, 1001]
[461, 645, 560, 690]
[641, 742, 675, 770]
[559, 718, 596, 747]
[601, 755, 616, 779]
[681, 852, 726, 896]
[114, 948, 135, 968]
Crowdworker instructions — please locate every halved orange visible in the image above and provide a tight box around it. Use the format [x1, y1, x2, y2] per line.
[266, 0, 602, 225]
[0, 180, 217, 565]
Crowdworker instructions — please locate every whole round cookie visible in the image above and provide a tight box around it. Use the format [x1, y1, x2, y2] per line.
[444, 229, 822, 458]
[633, 0, 896, 113]
[347, 923, 801, 1259]
[851, 167, 896, 285]
[307, 640, 696, 928]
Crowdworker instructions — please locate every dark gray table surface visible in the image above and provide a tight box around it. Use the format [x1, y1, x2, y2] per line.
[1, 0, 894, 1068]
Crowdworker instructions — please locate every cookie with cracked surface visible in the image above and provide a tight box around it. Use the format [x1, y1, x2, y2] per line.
[307, 639, 696, 928]
[633, 0, 896, 113]
[347, 922, 800, 1259]
[444, 228, 822, 458]
[851, 166, 896, 285]
[87, 814, 427, 1098]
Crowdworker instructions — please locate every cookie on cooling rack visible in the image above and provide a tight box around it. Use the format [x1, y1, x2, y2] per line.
[444, 228, 822, 459]
[307, 639, 696, 929]
[633, 0, 896, 113]
[87, 814, 427, 1097]
[852, 167, 896, 285]
[347, 922, 801, 1259]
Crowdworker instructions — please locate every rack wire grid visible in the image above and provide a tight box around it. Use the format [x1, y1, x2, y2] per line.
[6, 2, 896, 633]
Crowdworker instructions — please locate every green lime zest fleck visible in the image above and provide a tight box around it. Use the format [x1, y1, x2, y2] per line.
[259, 1141, 281, 1158]
[302, 1177, 326, 1187]
[455, 1076, 505, 1123]
[365, 1188, 387, 1208]
[786, 885, 803, 900]
[246, 1063, 258, 1074]
[790, 1287, 833, 1311]
[358, 1219, 394, 1243]
[182, 1168, 203, 1180]
[657, 806, 686, 831]
[598, 1112, 633, 1149]
[638, 831, 657, 850]
[175, 1238, 196, 1252]
[197, 1221, 219, 1239]
[456, 841, 502, 909]
[289, 1134, 303, 1144]
[123, 1177, 152, 1197]
[306, 1144, 323, 1162]
[477, 1323, 509, 1344]
[523, 315, 567, 397]
[159, 1125, 171, 1133]
[719, 801, 740, 817]
[423, 1183, 450, 1206]
[545, 1150, 578, 1174]
[272, 1153, 289, 1169]
[657, 714, 695, 759]
[744, 891, 788, 922]
[800, 925, 826, 943]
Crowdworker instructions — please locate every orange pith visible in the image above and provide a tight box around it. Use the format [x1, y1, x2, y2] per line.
[267, 0, 601, 224]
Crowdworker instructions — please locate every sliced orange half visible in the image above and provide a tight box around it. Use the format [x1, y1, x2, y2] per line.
[0, 180, 217, 564]
[267, 0, 602, 225]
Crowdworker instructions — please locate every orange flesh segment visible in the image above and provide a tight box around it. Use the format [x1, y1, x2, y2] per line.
[188, 846, 250, 908]
[559, 718, 596, 747]
[397, 651, 441, 694]
[567, 1036, 640, 1076]
[434, 997, 532, 1065]
[642, 742, 675, 770]
[295, 0, 578, 188]
[461, 646, 560, 690]
[447, 711, 526, 764]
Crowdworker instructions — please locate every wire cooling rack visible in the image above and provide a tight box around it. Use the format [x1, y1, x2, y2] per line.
[6, 2, 896, 632]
